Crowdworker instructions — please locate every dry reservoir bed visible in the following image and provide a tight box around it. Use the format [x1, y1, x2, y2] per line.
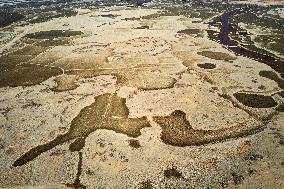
[0, 5, 284, 189]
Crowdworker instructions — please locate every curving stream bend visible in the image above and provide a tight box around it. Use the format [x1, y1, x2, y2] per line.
[207, 8, 284, 74]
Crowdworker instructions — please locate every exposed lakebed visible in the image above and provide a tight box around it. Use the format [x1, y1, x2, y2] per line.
[1, 1, 284, 189]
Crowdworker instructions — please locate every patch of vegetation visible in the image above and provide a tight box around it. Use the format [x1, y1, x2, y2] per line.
[233, 93, 277, 108]
[25, 30, 83, 39]
[197, 51, 236, 61]
[0, 10, 25, 27]
[197, 63, 216, 69]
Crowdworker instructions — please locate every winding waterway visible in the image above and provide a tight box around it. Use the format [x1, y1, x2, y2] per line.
[207, 8, 284, 74]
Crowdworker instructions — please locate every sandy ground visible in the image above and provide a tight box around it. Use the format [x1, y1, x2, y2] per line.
[0, 5, 284, 189]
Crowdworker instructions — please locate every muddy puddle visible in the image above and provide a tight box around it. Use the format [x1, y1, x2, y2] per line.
[177, 28, 202, 36]
[153, 110, 264, 147]
[259, 70, 284, 90]
[25, 30, 83, 39]
[0, 63, 62, 88]
[13, 93, 150, 167]
[197, 51, 236, 61]
[0, 45, 62, 88]
[233, 93, 277, 108]
[197, 63, 216, 69]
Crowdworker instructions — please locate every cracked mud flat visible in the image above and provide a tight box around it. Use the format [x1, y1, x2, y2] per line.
[1, 1, 284, 189]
